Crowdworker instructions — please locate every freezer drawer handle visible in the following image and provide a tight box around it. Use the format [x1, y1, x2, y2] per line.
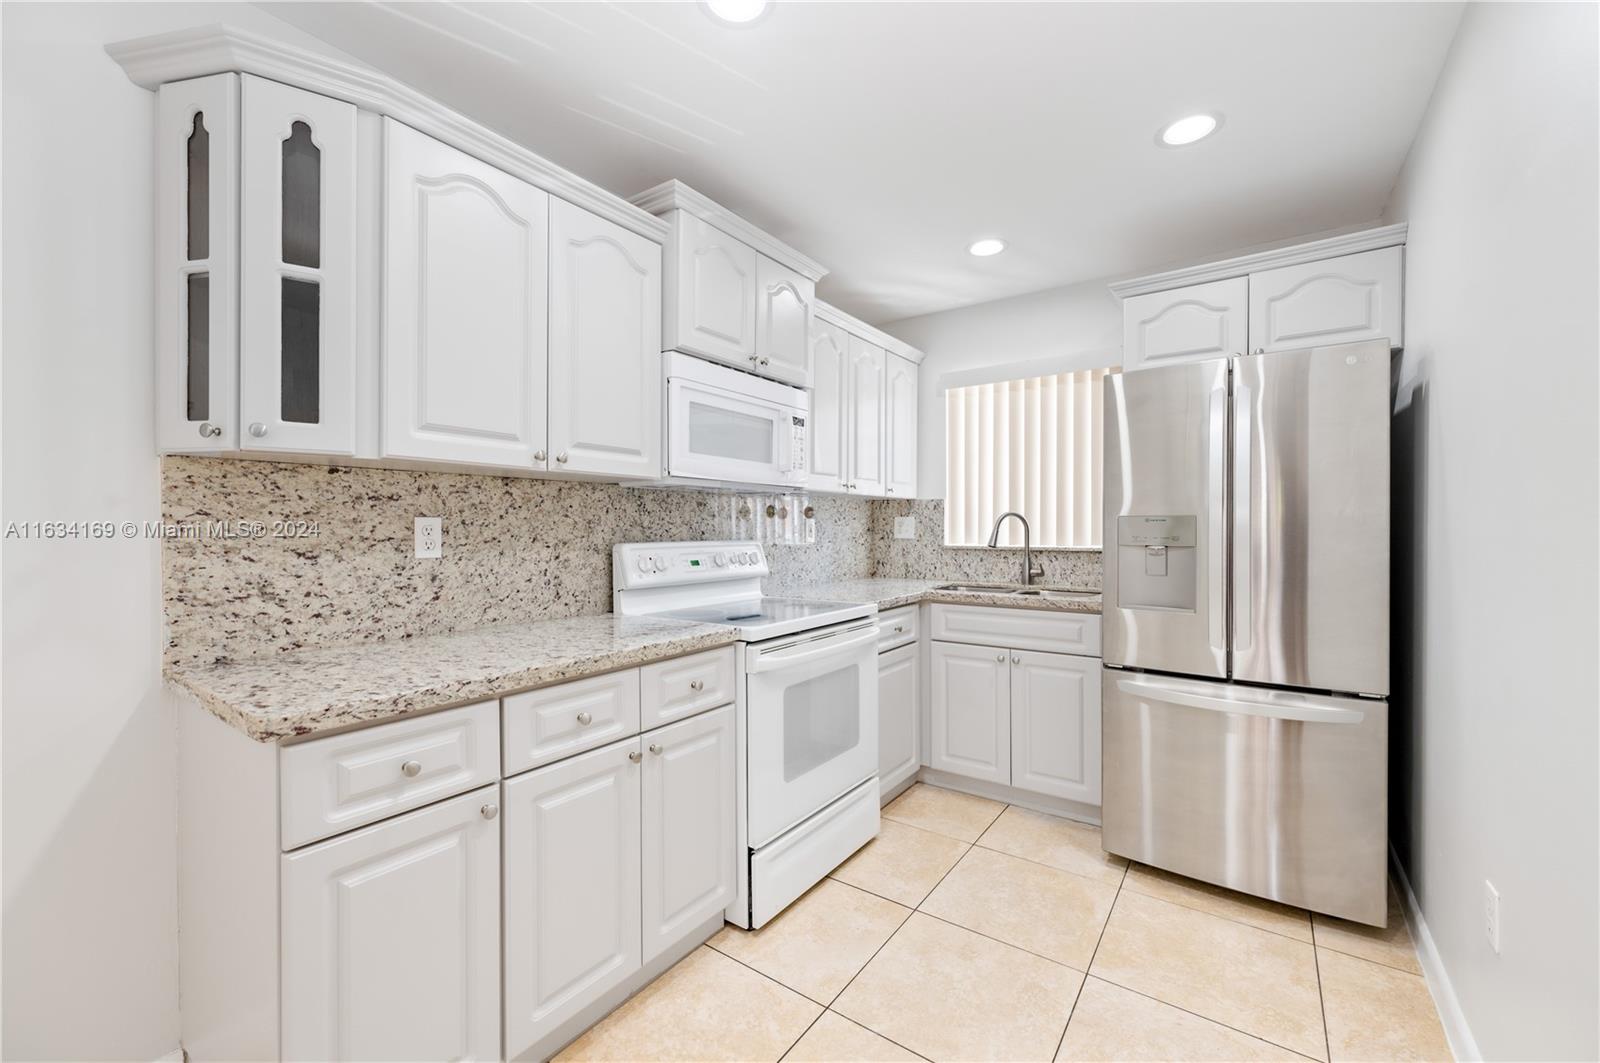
[1115, 679, 1365, 725]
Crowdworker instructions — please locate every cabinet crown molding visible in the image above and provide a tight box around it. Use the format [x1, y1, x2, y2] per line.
[630, 180, 827, 283]
[104, 23, 667, 244]
[1107, 223, 1408, 299]
[814, 299, 925, 364]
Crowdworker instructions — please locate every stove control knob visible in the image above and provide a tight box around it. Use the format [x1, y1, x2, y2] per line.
[713, 552, 727, 566]
[636, 555, 649, 573]
[654, 557, 670, 572]
[745, 551, 758, 565]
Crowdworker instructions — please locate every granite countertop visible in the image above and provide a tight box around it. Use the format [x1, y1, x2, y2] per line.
[782, 578, 1103, 614]
[167, 615, 739, 743]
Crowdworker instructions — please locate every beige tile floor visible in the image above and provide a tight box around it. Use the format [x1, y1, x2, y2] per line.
[557, 784, 1453, 1063]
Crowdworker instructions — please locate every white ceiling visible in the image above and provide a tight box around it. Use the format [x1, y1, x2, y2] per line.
[258, 1, 1462, 324]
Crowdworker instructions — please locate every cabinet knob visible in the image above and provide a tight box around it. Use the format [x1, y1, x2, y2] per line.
[480, 803, 499, 820]
[198, 422, 222, 439]
[400, 760, 422, 777]
[1253, 348, 1265, 355]
[886, 487, 894, 494]
[649, 743, 664, 755]
[893, 625, 905, 634]
[689, 679, 704, 692]
[533, 449, 547, 462]
[1012, 654, 1022, 664]
[627, 750, 642, 763]
[556, 452, 569, 464]
[575, 711, 593, 726]
[248, 422, 267, 438]
[759, 357, 771, 367]
[995, 653, 1005, 662]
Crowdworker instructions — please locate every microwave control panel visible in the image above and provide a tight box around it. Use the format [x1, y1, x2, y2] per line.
[790, 416, 807, 472]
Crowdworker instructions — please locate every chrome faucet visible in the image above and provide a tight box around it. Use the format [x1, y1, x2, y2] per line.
[988, 511, 1045, 586]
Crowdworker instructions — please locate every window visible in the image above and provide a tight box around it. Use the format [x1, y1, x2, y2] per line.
[944, 367, 1110, 548]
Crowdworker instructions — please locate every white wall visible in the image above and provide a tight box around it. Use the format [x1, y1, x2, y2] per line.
[883, 279, 1121, 499]
[0, 5, 359, 1058]
[1382, 3, 1599, 1059]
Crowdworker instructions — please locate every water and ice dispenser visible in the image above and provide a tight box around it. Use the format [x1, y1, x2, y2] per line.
[1116, 515, 1197, 611]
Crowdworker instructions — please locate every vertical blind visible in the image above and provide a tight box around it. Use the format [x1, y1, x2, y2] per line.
[944, 367, 1109, 548]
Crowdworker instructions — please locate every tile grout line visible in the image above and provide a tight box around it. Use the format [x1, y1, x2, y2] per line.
[1055, 858, 1130, 1059]
[817, 1009, 934, 1063]
[1312, 942, 1333, 1063]
[969, 836, 1131, 887]
[1078, 972, 1325, 1063]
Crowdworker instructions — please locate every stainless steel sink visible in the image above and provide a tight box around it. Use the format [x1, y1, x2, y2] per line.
[1014, 588, 1100, 601]
[933, 582, 1025, 594]
[934, 582, 1100, 599]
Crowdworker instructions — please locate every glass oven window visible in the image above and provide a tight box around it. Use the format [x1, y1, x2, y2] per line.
[689, 401, 775, 463]
[781, 663, 861, 782]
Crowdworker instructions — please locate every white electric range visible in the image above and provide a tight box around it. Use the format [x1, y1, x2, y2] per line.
[613, 540, 881, 928]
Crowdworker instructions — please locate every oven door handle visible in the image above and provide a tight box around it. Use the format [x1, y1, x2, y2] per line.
[747, 626, 880, 674]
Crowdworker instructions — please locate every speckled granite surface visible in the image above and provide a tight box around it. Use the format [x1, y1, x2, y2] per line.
[785, 578, 1102, 614]
[871, 498, 1103, 589]
[167, 614, 737, 742]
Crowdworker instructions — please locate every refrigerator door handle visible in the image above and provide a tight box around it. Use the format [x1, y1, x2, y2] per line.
[1232, 381, 1253, 652]
[1115, 679, 1366, 725]
[1206, 382, 1227, 658]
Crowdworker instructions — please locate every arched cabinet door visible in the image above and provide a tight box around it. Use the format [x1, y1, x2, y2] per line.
[885, 353, 918, 497]
[1121, 277, 1248, 370]
[547, 199, 663, 479]
[382, 119, 550, 469]
[755, 255, 814, 387]
[238, 75, 357, 455]
[1248, 247, 1403, 353]
[848, 335, 887, 497]
[807, 318, 851, 493]
[668, 212, 757, 367]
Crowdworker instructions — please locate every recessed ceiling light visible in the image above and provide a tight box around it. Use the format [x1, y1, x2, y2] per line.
[968, 238, 1006, 257]
[1159, 113, 1219, 147]
[703, 0, 770, 25]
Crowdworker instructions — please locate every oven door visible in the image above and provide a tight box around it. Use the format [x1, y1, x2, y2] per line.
[745, 620, 879, 848]
[666, 374, 807, 488]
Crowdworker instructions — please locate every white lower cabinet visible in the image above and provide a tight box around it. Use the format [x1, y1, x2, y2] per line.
[281, 786, 502, 1063]
[504, 736, 642, 1059]
[1008, 649, 1102, 804]
[929, 641, 1011, 785]
[877, 642, 920, 797]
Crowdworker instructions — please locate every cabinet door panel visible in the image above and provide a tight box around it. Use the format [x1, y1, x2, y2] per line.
[807, 317, 850, 493]
[158, 74, 239, 452]
[848, 335, 887, 496]
[548, 199, 662, 478]
[928, 641, 1009, 784]
[281, 787, 501, 1062]
[641, 705, 735, 963]
[1010, 650, 1101, 803]
[877, 643, 920, 796]
[504, 737, 641, 1059]
[383, 120, 549, 468]
[239, 76, 358, 455]
[1248, 247, 1403, 353]
[670, 212, 756, 366]
[886, 353, 918, 497]
[755, 256, 814, 387]
[1121, 277, 1247, 371]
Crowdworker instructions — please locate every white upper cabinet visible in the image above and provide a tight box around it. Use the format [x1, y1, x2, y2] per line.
[1121, 277, 1248, 371]
[665, 211, 757, 366]
[807, 317, 850, 494]
[885, 354, 918, 497]
[383, 120, 550, 470]
[1248, 246, 1403, 353]
[238, 76, 357, 456]
[548, 198, 662, 479]
[848, 335, 887, 497]
[755, 256, 814, 387]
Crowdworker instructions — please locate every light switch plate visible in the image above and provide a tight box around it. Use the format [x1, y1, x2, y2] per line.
[414, 516, 442, 559]
[894, 516, 916, 540]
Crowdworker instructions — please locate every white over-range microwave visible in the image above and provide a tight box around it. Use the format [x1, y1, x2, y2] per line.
[659, 351, 809, 490]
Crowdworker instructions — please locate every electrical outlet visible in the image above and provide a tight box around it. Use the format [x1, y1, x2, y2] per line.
[414, 516, 442, 559]
[1484, 880, 1500, 954]
[894, 515, 917, 540]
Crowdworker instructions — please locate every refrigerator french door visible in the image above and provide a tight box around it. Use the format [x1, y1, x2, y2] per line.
[1101, 339, 1391, 926]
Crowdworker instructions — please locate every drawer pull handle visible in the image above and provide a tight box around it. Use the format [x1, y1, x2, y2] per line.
[400, 760, 422, 778]
[649, 743, 664, 755]
[689, 679, 704, 692]
[627, 750, 642, 763]
[576, 711, 593, 726]
[480, 803, 499, 821]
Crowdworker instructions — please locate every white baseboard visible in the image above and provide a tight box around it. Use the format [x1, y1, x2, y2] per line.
[1389, 845, 1481, 1062]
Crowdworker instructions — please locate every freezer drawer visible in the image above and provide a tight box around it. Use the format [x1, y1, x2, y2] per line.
[1101, 671, 1387, 926]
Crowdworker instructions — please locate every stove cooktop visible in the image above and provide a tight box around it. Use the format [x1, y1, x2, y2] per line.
[657, 596, 874, 642]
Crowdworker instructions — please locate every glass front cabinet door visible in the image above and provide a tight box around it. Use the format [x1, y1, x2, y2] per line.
[157, 73, 357, 455]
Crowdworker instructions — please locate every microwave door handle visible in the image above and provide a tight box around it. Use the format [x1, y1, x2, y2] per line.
[1115, 679, 1365, 725]
[747, 626, 880, 674]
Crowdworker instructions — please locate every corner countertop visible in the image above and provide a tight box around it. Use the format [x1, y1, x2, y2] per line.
[780, 578, 1103, 614]
[167, 615, 739, 743]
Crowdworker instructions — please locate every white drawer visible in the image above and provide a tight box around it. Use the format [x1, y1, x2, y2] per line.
[503, 669, 642, 776]
[877, 606, 919, 652]
[929, 603, 1102, 656]
[640, 647, 736, 730]
[279, 700, 499, 850]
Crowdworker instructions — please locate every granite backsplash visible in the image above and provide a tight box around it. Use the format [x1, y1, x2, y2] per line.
[162, 459, 1101, 667]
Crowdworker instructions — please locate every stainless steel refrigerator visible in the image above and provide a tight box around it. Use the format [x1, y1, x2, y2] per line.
[1101, 338, 1390, 927]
